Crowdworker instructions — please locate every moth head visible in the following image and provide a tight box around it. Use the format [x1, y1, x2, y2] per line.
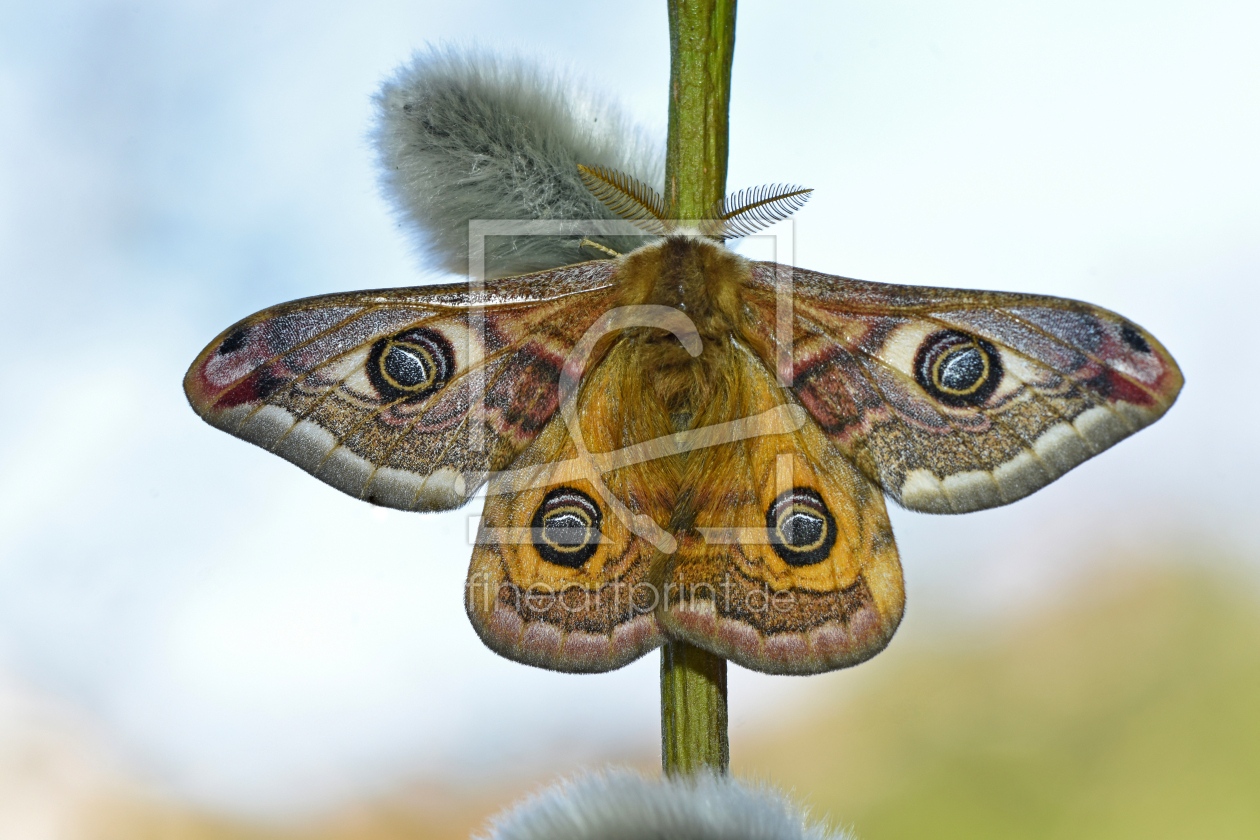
[577, 164, 812, 242]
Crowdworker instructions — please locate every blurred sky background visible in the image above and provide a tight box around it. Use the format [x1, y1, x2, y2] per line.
[0, 0, 1257, 824]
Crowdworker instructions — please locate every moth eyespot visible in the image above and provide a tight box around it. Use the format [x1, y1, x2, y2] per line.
[217, 327, 249, 355]
[766, 487, 837, 567]
[530, 487, 602, 568]
[1120, 323, 1151, 353]
[367, 328, 455, 402]
[914, 330, 1003, 407]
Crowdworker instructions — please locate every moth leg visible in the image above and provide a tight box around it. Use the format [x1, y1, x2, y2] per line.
[579, 239, 623, 258]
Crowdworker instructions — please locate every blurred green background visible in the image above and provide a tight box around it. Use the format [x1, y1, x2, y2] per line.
[741, 562, 1260, 840]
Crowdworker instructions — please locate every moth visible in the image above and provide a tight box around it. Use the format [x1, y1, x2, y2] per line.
[184, 52, 1181, 675]
[184, 161, 1181, 675]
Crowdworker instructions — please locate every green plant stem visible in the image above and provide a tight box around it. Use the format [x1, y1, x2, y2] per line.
[660, 0, 736, 777]
[661, 639, 730, 774]
[664, 0, 737, 220]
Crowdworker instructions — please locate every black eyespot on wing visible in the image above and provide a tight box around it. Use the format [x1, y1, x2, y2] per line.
[367, 327, 456, 402]
[530, 488, 602, 568]
[914, 330, 1002, 407]
[218, 327, 249, 355]
[766, 487, 837, 567]
[1120, 323, 1151, 353]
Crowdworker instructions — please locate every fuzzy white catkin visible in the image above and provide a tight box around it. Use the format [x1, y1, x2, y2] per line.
[373, 47, 664, 279]
[477, 769, 856, 840]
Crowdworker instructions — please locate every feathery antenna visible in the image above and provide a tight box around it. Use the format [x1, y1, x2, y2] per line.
[704, 184, 813, 239]
[577, 165, 670, 235]
[578, 166, 812, 241]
